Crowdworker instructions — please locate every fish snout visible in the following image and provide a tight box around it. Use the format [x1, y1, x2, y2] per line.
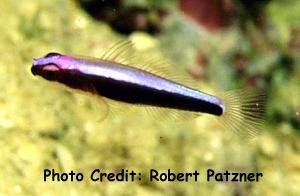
[31, 65, 38, 75]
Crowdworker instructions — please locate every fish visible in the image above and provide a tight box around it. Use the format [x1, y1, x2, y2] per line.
[31, 40, 265, 137]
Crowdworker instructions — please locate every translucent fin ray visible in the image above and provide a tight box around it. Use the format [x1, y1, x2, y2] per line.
[100, 40, 135, 65]
[218, 89, 266, 138]
[99, 40, 199, 89]
[142, 105, 198, 121]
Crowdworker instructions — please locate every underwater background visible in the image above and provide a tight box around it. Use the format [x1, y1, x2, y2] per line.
[0, 0, 299, 195]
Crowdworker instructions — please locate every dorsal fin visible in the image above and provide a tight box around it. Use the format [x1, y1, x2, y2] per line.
[138, 57, 198, 88]
[100, 40, 135, 65]
[99, 40, 195, 85]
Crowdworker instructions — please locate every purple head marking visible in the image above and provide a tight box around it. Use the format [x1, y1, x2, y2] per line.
[32, 52, 66, 80]
[32, 52, 61, 67]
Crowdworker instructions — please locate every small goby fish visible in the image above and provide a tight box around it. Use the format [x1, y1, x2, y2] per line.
[31, 41, 265, 137]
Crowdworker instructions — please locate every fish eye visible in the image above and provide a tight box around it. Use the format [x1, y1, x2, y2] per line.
[44, 52, 61, 58]
[43, 70, 57, 80]
[41, 64, 60, 81]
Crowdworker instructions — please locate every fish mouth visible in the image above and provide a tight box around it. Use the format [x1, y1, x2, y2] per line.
[31, 65, 38, 75]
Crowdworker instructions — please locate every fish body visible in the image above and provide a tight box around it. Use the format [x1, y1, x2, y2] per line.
[31, 41, 265, 137]
[32, 53, 224, 115]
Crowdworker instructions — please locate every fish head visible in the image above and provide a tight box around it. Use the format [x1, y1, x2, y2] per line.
[31, 52, 71, 81]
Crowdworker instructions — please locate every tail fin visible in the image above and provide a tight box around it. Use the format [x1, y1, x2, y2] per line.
[218, 89, 266, 138]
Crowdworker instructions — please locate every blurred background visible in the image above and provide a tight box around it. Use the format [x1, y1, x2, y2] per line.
[0, 0, 299, 195]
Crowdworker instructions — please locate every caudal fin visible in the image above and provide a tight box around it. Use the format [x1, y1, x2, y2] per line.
[218, 89, 266, 138]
